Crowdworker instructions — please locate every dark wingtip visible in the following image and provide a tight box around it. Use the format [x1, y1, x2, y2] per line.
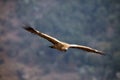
[22, 24, 37, 35]
[22, 24, 35, 32]
[22, 24, 32, 30]
[96, 51, 106, 56]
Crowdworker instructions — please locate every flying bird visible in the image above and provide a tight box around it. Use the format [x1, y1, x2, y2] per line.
[23, 25, 104, 55]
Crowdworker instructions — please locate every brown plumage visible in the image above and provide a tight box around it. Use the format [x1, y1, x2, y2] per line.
[23, 25, 105, 55]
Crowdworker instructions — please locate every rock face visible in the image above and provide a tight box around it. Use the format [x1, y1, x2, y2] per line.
[0, 54, 80, 80]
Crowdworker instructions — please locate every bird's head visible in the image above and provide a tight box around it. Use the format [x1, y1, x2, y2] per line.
[49, 45, 55, 49]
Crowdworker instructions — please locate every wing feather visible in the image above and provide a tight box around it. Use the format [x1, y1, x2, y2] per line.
[69, 44, 105, 55]
[23, 25, 60, 44]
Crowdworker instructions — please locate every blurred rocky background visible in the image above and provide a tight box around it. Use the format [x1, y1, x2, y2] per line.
[0, 0, 120, 80]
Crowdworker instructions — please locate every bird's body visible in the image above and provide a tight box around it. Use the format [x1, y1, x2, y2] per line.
[49, 42, 70, 51]
[23, 25, 105, 55]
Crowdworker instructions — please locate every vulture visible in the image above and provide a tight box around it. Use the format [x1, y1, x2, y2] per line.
[23, 25, 105, 55]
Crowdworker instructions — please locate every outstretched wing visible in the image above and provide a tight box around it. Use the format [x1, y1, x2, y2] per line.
[23, 25, 61, 44]
[69, 44, 105, 55]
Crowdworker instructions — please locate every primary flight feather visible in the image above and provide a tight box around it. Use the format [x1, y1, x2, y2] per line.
[23, 25, 104, 55]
